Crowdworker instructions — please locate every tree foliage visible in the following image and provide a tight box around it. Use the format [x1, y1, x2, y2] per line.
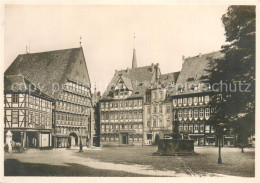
[207, 6, 255, 142]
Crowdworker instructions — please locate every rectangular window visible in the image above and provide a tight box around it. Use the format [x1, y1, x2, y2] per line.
[184, 124, 188, 131]
[12, 94, 19, 103]
[205, 95, 210, 103]
[147, 120, 151, 128]
[115, 102, 118, 108]
[205, 108, 210, 118]
[184, 109, 187, 118]
[128, 113, 132, 119]
[159, 119, 163, 127]
[159, 106, 163, 113]
[188, 109, 193, 118]
[193, 97, 198, 103]
[29, 112, 33, 123]
[194, 108, 198, 118]
[146, 94, 151, 101]
[188, 97, 192, 105]
[189, 125, 193, 132]
[178, 98, 182, 105]
[178, 110, 183, 119]
[199, 96, 204, 103]
[200, 125, 204, 132]
[12, 111, 19, 123]
[139, 100, 142, 106]
[173, 99, 177, 106]
[134, 112, 137, 119]
[35, 112, 39, 124]
[194, 124, 198, 131]
[138, 112, 142, 119]
[179, 125, 183, 131]
[183, 98, 187, 105]
[153, 119, 157, 127]
[153, 106, 157, 113]
[199, 108, 204, 118]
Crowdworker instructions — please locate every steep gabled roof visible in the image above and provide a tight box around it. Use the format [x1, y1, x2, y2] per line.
[101, 65, 158, 100]
[120, 76, 133, 90]
[5, 47, 91, 98]
[4, 75, 53, 100]
[152, 71, 180, 89]
[171, 51, 224, 96]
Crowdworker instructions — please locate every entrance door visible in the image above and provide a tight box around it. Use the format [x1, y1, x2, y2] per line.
[122, 134, 128, 144]
[27, 132, 38, 148]
[69, 132, 78, 147]
[155, 134, 160, 145]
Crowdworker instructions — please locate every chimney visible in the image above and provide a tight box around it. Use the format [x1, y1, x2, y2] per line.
[199, 53, 202, 57]
[127, 67, 129, 73]
[151, 63, 154, 72]
[182, 55, 185, 64]
[114, 69, 117, 76]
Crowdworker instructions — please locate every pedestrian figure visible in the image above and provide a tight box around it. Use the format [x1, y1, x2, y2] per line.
[79, 139, 83, 152]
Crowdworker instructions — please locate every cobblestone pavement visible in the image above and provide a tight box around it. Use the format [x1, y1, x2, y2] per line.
[4, 146, 255, 177]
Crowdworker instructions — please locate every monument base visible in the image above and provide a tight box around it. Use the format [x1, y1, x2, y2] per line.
[156, 139, 195, 156]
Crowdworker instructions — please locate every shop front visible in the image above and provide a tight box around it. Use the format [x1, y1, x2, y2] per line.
[4, 128, 52, 149]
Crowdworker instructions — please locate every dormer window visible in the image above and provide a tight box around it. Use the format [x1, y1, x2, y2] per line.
[178, 86, 185, 92]
[200, 75, 209, 80]
[187, 77, 195, 82]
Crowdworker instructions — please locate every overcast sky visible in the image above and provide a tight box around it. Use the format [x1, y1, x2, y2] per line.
[4, 5, 228, 93]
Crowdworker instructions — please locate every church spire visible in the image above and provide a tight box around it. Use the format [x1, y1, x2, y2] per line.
[132, 34, 137, 68]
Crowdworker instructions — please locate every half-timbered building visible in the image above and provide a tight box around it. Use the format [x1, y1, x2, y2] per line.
[4, 75, 53, 149]
[4, 47, 94, 148]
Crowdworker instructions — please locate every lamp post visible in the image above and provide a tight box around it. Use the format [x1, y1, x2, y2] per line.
[217, 123, 225, 164]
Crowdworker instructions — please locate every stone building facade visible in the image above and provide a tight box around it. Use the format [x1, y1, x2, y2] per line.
[143, 72, 179, 145]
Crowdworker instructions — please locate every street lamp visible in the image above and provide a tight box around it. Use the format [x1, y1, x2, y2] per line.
[217, 123, 225, 164]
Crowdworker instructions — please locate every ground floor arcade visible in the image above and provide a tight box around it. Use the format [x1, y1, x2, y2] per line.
[100, 132, 143, 146]
[4, 128, 52, 149]
[53, 133, 89, 148]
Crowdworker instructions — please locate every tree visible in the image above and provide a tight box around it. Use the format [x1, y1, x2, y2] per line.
[207, 6, 255, 149]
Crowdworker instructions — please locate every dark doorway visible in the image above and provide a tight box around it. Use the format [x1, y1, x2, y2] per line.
[26, 132, 38, 148]
[122, 134, 128, 144]
[155, 134, 160, 145]
[69, 132, 78, 147]
[12, 131, 22, 144]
